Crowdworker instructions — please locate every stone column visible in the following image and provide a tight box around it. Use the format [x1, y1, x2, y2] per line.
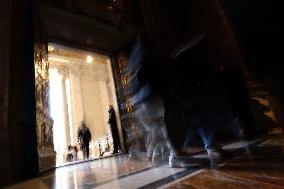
[98, 77, 109, 132]
[69, 68, 84, 144]
[59, 69, 71, 149]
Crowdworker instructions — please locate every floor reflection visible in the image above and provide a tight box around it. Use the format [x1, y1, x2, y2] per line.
[165, 135, 284, 189]
[4, 134, 284, 189]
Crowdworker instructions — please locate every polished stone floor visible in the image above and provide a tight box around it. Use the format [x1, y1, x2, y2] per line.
[163, 135, 284, 189]
[4, 134, 284, 189]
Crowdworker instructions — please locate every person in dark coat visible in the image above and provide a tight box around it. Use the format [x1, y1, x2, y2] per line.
[108, 105, 121, 154]
[78, 122, 92, 159]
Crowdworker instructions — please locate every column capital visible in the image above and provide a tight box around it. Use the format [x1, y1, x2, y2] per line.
[58, 68, 69, 78]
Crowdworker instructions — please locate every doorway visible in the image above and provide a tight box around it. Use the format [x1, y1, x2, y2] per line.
[47, 43, 122, 166]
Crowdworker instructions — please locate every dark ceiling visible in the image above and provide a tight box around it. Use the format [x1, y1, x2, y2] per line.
[36, 0, 138, 53]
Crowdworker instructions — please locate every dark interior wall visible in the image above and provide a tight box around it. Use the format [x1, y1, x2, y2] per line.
[224, 0, 283, 76]
[0, 0, 39, 186]
[36, 0, 137, 54]
[139, 0, 243, 65]
[223, 0, 284, 127]
[9, 0, 39, 181]
[135, 0, 245, 95]
[0, 0, 13, 185]
[9, 0, 38, 180]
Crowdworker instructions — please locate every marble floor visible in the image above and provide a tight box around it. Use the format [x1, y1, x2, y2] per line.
[3, 134, 284, 189]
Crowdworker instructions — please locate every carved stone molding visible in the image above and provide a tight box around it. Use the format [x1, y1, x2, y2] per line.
[49, 55, 108, 81]
[81, 65, 108, 80]
[34, 42, 56, 172]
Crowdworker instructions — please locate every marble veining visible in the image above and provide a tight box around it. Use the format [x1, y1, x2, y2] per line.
[4, 134, 284, 189]
[165, 134, 284, 189]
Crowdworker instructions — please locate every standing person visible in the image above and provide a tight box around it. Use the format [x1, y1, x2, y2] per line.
[78, 122, 92, 159]
[108, 105, 121, 154]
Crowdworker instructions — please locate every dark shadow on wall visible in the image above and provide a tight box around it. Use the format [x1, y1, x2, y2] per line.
[249, 98, 279, 134]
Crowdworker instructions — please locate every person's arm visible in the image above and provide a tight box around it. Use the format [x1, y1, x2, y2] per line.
[87, 129, 91, 141]
[109, 110, 116, 123]
[107, 111, 112, 123]
[78, 130, 82, 144]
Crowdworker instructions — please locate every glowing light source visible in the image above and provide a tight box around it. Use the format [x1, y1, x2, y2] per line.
[86, 55, 93, 64]
[48, 45, 55, 52]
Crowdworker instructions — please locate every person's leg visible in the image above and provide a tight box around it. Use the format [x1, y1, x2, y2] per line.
[82, 144, 87, 159]
[163, 96, 188, 153]
[164, 95, 195, 167]
[197, 115, 233, 167]
[196, 110, 232, 150]
[111, 130, 120, 153]
[197, 124, 218, 151]
[86, 143, 89, 158]
[238, 109, 258, 139]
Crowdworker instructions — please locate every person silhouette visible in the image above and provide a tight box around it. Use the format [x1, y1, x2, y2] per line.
[78, 122, 91, 159]
[108, 105, 120, 154]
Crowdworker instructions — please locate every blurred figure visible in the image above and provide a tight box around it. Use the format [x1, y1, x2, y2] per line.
[66, 145, 78, 161]
[221, 64, 258, 139]
[166, 34, 234, 167]
[78, 122, 92, 159]
[108, 105, 121, 154]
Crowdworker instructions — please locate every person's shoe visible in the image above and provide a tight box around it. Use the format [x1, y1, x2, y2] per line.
[169, 151, 198, 168]
[99, 152, 105, 157]
[206, 148, 232, 167]
[112, 150, 120, 154]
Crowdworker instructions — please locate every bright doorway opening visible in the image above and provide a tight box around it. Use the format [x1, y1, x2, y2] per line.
[47, 43, 122, 166]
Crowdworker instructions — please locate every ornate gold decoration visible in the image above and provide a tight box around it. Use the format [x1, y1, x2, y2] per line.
[121, 76, 128, 89]
[118, 52, 127, 73]
[126, 100, 135, 113]
[117, 52, 135, 113]
[34, 42, 56, 172]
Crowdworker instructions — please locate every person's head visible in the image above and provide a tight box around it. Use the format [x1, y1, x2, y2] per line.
[81, 121, 86, 129]
[108, 105, 113, 111]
